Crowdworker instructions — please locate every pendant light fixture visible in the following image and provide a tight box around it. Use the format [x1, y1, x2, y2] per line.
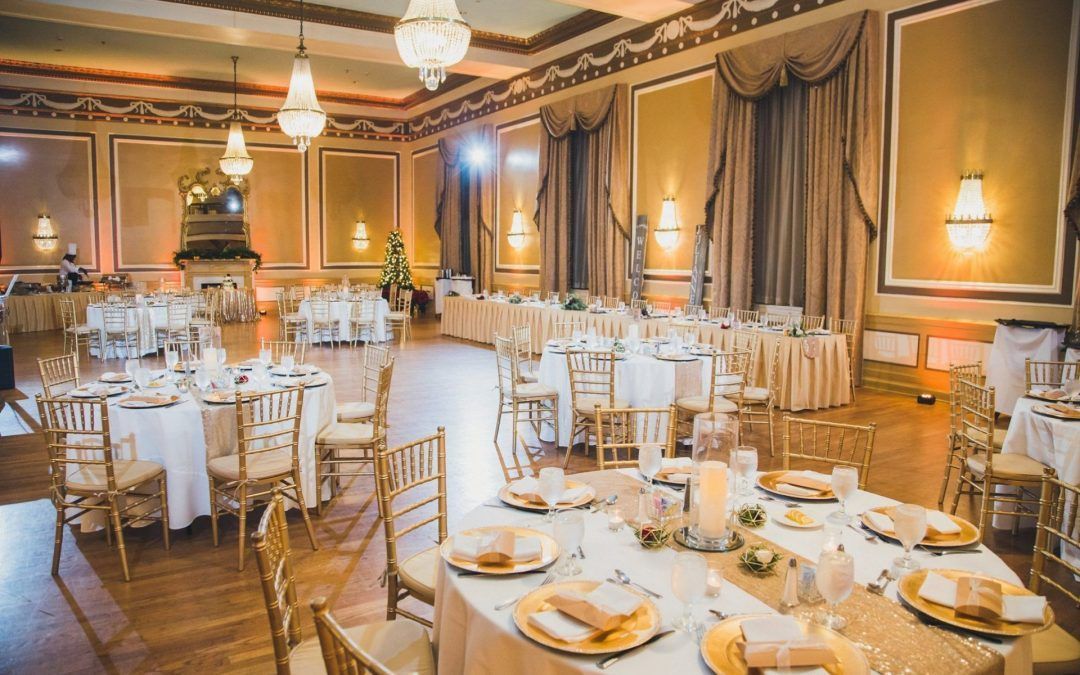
[395, 0, 472, 91]
[945, 171, 992, 253]
[219, 56, 253, 184]
[278, 0, 326, 152]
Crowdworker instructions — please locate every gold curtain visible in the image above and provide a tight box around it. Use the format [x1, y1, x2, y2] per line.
[435, 126, 494, 292]
[1066, 115, 1080, 329]
[535, 84, 630, 296]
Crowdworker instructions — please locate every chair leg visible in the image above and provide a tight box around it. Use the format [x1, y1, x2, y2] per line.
[314, 447, 325, 517]
[159, 476, 171, 550]
[385, 575, 398, 621]
[51, 506, 65, 576]
[766, 406, 775, 457]
[208, 478, 220, 547]
[938, 443, 956, 511]
[291, 471, 319, 551]
[978, 475, 992, 544]
[110, 498, 131, 582]
[510, 402, 520, 458]
[236, 483, 248, 571]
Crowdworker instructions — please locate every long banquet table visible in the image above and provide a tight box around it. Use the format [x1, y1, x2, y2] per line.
[433, 469, 1030, 674]
[443, 297, 850, 411]
[3, 291, 93, 333]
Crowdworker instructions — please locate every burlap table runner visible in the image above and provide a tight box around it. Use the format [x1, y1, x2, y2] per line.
[579, 470, 1005, 675]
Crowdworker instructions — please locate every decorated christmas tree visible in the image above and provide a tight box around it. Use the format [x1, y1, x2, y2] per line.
[378, 228, 414, 289]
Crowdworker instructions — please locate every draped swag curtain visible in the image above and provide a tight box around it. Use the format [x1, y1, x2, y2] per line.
[535, 84, 630, 296]
[1067, 113, 1080, 329]
[435, 125, 495, 292]
[703, 10, 880, 380]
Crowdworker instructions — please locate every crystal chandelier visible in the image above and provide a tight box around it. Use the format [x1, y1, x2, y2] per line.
[507, 209, 529, 250]
[654, 197, 680, 250]
[278, 0, 325, 152]
[395, 0, 472, 91]
[946, 172, 992, 253]
[220, 56, 253, 184]
[33, 213, 58, 252]
[352, 219, 370, 251]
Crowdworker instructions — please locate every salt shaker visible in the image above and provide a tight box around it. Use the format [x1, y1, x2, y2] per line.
[781, 558, 800, 609]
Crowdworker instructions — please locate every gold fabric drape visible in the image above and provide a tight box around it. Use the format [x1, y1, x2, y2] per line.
[435, 126, 495, 291]
[1066, 112, 1080, 329]
[535, 84, 630, 296]
[704, 11, 880, 381]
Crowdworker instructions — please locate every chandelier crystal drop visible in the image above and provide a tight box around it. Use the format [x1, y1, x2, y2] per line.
[278, 0, 326, 152]
[394, 0, 472, 92]
[220, 56, 253, 184]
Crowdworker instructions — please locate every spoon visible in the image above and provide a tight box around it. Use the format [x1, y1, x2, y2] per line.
[848, 523, 878, 543]
[758, 493, 799, 508]
[591, 494, 618, 513]
[867, 568, 893, 595]
[614, 569, 663, 599]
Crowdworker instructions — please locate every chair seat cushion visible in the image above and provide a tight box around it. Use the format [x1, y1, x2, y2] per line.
[336, 401, 375, 422]
[573, 396, 629, 415]
[317, 422, 375, 445]
[398, 546, 439, 605]
[965, 452, 1047, 480]
[386, 312, 410, 321]
[1033, 623, 1080, 675]
[675, 395, 738, 414]
[67, 325, 96, 335]
[740, 387, 770, 402]
[68, 459, 164, 491]
[289, 619, 435, 675]
[207, 450, 293, 482]
[516, 382, 558, 399]
[519, 369, 539, 384]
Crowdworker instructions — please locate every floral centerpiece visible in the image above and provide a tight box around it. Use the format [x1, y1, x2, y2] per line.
[508, 293, 523, 304]
[784, 323, 807, 338]
[562, 294, 587, 311]
[736, 503, 768, 528]
[738, 544, 784, 574]
[172, 245, 263, 271]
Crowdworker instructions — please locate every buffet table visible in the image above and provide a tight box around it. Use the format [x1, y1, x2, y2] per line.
[433, 469, 1030, 674]
[3, 291, 93, 334]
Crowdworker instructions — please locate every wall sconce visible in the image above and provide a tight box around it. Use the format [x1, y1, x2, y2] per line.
[946, 171, 992, 253]
[33, 213, 58, 252]
[352, 219, 370, 251]
[507, 208, 530, 250]
[653, 196, 680, 250]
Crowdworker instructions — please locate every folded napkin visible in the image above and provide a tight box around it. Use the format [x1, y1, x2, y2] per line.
[1036, 389, 1067, 400]
[739, 616, 836, 669]
[123, 394, 177, 405]
[508, 477, 588, 505]
[775, 471, 832, 496]
[100, 371, 131, 383]
[546, 582, 643, 632]
[1046, 403, 1080, 417]
[864, 508, 961, 536]
[918, 573, 1047, 624]
[527, 609, 598, 642]
[450, 531, 541, 565]
[655, 457, 693, 482]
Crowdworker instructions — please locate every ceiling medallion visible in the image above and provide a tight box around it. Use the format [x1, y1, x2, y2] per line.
[394, 0, 472, 91]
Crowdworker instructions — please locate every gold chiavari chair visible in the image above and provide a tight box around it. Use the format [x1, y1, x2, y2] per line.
[593, 406, 677, 470]
[651, 300, 672, 314]
[564, 350, 625, 467]
[683, 303, 703, 318]
[603, 296, 621, 309]
[762, 313, 791, 328]
[37, 394, 170, 581]
[88, 290, 108, 305]
[208, 385, 317, 571]
[311, 597, 435, 675]
[101, 302, 141, 361]
[675, 350, 750, 438]
[164, 337, 208, 372]
[38, 353, 80, 397]
[1028, 469, 1080, 674]
[731, 330, 760, 370]
[949, 378, 1045, 542]
[260, 338, 308, 366]
[552, 317, 585, 339]
[708, 306, 731, 321]
[734, 309, 759, 324]
[511, 323, 537, 383]
[801, 315, 825, 331]
[493, 336, 559, 481]
[156, 298, 191, 349]
[347, 298, 377, 347]
[782, 416, 877, 489]
[546, 291, 561, 305]
[388, 283, 401, 309]
[386, 289, 413, 344]
[1025, 359, 1079, 391]
[59, 298, 95, 362]
[309, 299, 340, 347]
[669, 321, 702, 344]
[629, 298, 647, 312]
[314, 360, 394, 515]
[829, 317, 858, 401]
[588, 295, 603, 308]
[731, 343, 782, 456]
[336, 344, 392, 423]
[375, 428, 447, 627]
[188, 290, 217, 341]
[939, 362, 988, 509]
[277, 291, 309, 343]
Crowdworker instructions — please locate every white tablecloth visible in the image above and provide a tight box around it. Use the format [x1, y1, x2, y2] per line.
[432, 470, 1029, 674]
[435, 278, 474, 314]
[85, 303, 168, 358]
[1066, 347, 1079, 362]
[297, 298, 390, 343]
[986, 325, 1065, 414]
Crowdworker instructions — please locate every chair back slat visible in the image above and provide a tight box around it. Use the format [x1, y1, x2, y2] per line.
[552, 318, 584, 340]
[494, 336, 519, 398]
[566, 350, 617, 406]
[957, 377, 996, 459]
[594, 406, 677, 469]
[734, 309, 759, 324]
[35, 394, 117, 496]
[1030, 469, 1080, 603]
[38, 353, 80, 397]
[1024, 359, 1078, 391]
[801, 315, 825, 331]
[164, 338, 208, 366]
[782, 415, 877, 488]
[251, 490, 300, 675]
[260, 339, 307, 365]
[310, 598, 396, 675]
[234, 386, 305, 480]
[361, 344, 392, 403]
[707, 350, 751, 410]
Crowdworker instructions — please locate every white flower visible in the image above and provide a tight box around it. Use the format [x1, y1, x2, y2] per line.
[754, 549, 774, 565]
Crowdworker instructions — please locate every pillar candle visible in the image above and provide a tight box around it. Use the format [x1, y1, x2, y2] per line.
[699, 460, 728, 540]
[203, 347, 218, 373]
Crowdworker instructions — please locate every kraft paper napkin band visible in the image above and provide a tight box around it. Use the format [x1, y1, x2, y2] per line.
[527, 610, 598, 642]
[919, 573, 1047, 625]
[578, 471, 1005, 675]
[776, 472, 830, 493]
[547, 591, 626, 632]
[740, 639, 837, 669]
[124, 395, 177, 405]
[956, 578, 1004, 622]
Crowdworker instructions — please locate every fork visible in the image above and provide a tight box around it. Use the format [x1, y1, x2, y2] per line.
[918, 545, 983, 556]
[848, 523, 878, 543]
[494, 572, 555, 610]
[757, 493, 799, 508]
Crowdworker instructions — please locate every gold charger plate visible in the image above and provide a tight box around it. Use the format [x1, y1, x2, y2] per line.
[118, 394, 181, 409]
[654, 353, 698, 362]
[897, 568, 1054, 637]
[756, 470, 835, 501]
[1024, 390, 1075, 403]
[700, 614, 869, 675]
[439, 526, 558, 575]
[203, 391, 237, 404]
[860, 506, 979, 548]
[498, 481, 595, 511]
[1031, 403, 1080, 421]
[69, 384, 129, 398]
[513, 580, 659, 655]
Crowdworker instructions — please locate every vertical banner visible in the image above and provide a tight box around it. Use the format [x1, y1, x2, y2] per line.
[688, 223, 708, 306]
[629, 215, 648, 301]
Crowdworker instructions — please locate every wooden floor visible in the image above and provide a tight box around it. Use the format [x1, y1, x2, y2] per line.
[0, 313, 1074, 673]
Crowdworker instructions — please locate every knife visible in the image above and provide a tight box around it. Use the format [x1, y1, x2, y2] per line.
[596, 629, 675, 670]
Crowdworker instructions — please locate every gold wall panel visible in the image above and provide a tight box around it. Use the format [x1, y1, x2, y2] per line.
[889, 0, 1073, 287]
[246, 147, 306, 268]
[496, 120, 541, 270]
[0, 131, 96, 272]
[321, 149, 398, 268]
[412, 148, 441, 267]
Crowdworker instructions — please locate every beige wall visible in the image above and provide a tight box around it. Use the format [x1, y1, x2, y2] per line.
[321, 149, 398, 268]
[411, 147, 441, 270]
[496, 118, 542, 271]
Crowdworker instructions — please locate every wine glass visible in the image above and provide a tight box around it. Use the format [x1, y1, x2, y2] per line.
[165, 350, 179, 383]
[733, 446, 758, 497]
[216, 348, 227, 371]
[194, 367, 212, 392]
[280, 354, 295, 375]
[638, 445, 662, 488]
[553, 511, 584, 576]
[258, 347, 272, 368]
[892, 504, 928, 574]
[671, 552, 708, 633]
[815, 545, 854, 630]
[537, 467, 565, 522]
[830, 466, 859, 524]
[134, 367, 151, 391]
[124, 358, 139, 383]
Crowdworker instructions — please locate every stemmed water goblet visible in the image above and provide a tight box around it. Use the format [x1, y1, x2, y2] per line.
[829, 466, 859, 525]
[134, 367, 151, 392]
[815, 544, 854, 630]
[892, 504, 928, 575]
[732, 446, 758, 498]
[638, 445, 662, 489]
[537, 467, 565, 522]
[165, 350, 179, 384]
[280, 354, 295, 375]
[553, 511, 584, 576]
[124, 358, 139, 383]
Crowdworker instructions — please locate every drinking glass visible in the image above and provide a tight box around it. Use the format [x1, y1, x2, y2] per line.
[537, 467, 565, 522]
[216, 348, 227, 371]
[671, 552, 708, 633]
[165, 350, 179, 383]
[194, 367, 212, 392]
[638, 445, 662, 488]
[1065, 377, 1080, 399]
[134, 367, 151, 391]
[280, 354, 295, 374]
[124, 359, 139, 382]
[252, 363, 268, 389]
[258, 348, 272, 367]
[692, 413, 739, 467]
[733, 446, 758, 497]
[829, 466, 859, 524]
[892, 504, 927, 574]
[815, 546, 854, 630]
[553, 511, 584, 576]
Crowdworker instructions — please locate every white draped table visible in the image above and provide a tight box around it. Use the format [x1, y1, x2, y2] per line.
[85, 303, 170, 358]
[297, 298, 391, 343]
[433, 469, 1029, 674]
[987, 325, 1065, 415]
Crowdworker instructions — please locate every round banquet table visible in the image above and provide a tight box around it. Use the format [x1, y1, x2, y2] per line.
[297, 298, 391, 343]
[432, 470, 1031, 674]
[74, 368, 336, 530]
[85, 302, 173, 358]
